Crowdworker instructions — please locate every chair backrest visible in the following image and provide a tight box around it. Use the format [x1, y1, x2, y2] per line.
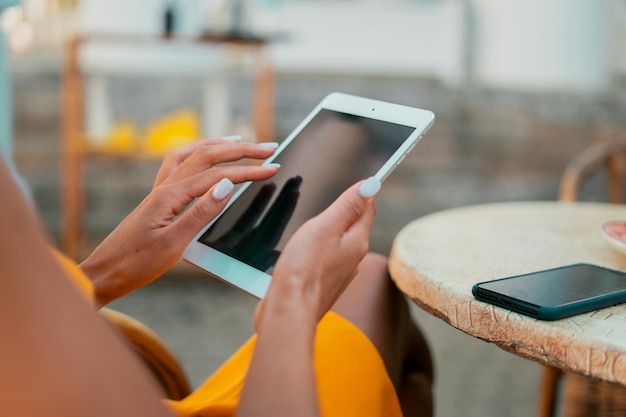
[99, 308, 191, 400]
[550, 132, 626, 417]
[558, 133, 626, 203]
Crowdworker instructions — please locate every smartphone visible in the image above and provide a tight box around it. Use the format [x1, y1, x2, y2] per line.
[183, 92, 435, 298]
[472, 264, 626, 320]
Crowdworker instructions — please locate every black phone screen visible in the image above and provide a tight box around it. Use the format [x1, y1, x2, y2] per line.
[478, 264, 626, 307]
[197, 109, 415, 273]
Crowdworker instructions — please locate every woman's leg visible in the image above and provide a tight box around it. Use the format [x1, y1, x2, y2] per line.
[331, 252, 434, 416]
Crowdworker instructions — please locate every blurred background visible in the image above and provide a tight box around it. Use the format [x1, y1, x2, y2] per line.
[2, 0, 626, 416]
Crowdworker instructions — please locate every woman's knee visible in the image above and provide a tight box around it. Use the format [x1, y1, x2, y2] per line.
[332, 252, 393, 318]
[355, 252, 390, 290]
[331, 253, 406, 363]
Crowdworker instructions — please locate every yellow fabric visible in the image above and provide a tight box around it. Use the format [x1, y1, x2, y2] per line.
[167, 312, 402, 417]
[56, 254, 402, 417]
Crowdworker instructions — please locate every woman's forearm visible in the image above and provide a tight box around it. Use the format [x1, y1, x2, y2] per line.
[79, 242, 130, 307]
[236, 297, 320, 417]
[237, 179, 378, 416]
[0, 161, 175, 417]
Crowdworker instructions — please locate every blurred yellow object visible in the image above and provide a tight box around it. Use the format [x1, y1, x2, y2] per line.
[104, 121, 137, 154]
[84, 121, 138, 154]
[142, 109, 200, 157]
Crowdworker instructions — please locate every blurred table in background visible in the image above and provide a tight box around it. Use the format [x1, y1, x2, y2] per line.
[61, 32, 274, 258]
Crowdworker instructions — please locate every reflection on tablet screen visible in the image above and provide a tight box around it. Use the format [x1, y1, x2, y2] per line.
[198, 109, 415, 273]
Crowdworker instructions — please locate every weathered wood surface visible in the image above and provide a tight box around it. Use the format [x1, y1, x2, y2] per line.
[389, 201, 626, 385]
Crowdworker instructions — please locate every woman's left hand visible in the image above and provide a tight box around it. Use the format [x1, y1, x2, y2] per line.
[80, 139, 279, 306]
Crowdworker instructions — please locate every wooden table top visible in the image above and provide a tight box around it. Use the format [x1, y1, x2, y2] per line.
[389, 201, 626, 385]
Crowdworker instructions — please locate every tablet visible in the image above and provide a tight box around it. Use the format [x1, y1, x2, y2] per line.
[472, 263, 626, 320]
[183, 92, 435, 298]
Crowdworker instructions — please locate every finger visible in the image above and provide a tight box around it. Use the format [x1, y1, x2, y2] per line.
[155, 164, 280, 221]
[168, 142, 278, 183]
[342, 180, 378, 246]
[154, 138, 240, 187]
[168, 164, 279, 237]
[340, 199, 377, 251]
[173, 178, 235, 238]
[195, 142, 279, 166]
[220, 163, 281, 185]
[316, 177, 381, 231]
[170, 164, 280, 204]
[169, 138, 239, 162]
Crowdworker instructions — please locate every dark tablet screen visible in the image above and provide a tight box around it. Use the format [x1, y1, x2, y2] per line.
[197, 109, 415, 272]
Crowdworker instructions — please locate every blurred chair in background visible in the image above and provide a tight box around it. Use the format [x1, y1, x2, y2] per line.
[537, 132, 626, 417]
[100, 308, 192, 400]
[559, 133, 626, 204]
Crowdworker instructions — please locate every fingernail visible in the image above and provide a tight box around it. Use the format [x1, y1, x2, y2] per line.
[266, 163, 281, 169]
[212, 178, 234, 201]
[259, 142, 279, 149]
[221, 135, 242, 141]
[358, 177, 381, 198]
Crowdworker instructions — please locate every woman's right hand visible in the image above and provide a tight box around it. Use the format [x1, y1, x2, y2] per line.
[80, 138, 280, 306]
[238, 177, 380, 417]
[255, 177, 381, 330]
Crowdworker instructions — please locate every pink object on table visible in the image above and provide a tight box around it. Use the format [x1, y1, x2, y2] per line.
[602, 220, 626, 255]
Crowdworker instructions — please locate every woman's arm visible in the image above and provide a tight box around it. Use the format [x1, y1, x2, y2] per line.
[0, 159, 175, 417]
[236, 177, 380, 417]
[79, 138, 279, 306]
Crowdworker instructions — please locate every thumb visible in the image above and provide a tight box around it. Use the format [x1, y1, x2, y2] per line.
[319, 177, 381, 230]
[175, 178, 234, 236]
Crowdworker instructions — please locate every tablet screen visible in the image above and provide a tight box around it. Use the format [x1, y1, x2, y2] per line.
[197, 109, 415, 273]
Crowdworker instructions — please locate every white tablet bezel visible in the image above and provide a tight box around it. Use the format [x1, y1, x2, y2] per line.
[183, 92, 434, 298]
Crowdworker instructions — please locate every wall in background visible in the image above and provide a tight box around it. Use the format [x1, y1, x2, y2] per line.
[10, 50, 626, 254]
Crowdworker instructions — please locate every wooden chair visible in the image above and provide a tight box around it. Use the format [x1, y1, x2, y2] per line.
[537, 133, 626, 417]
[100, 308, 192, 401]
[558, 133, 626, 203]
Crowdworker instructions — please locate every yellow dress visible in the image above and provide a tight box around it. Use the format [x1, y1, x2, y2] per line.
[55, 252, 403, 417]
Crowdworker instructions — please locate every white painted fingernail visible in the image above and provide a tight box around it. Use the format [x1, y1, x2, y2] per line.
[221, 135, 242, 141]
[212, 178, 234, 201]
[259, 142, 279, 149]
[266, 163, 281, 169]
[358, 177, 381, 198]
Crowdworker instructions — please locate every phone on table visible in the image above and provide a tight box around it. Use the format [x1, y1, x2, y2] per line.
[183, 92, 435, 298]
[472, 263, 626, 321]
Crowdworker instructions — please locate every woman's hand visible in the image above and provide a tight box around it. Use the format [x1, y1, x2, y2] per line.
[237, 177, 380, 417]
[80, 138, 280, 306]
[255, 176, 381, 332]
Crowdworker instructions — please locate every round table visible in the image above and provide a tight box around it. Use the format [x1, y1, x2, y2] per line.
[389, 201, 626, 385]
